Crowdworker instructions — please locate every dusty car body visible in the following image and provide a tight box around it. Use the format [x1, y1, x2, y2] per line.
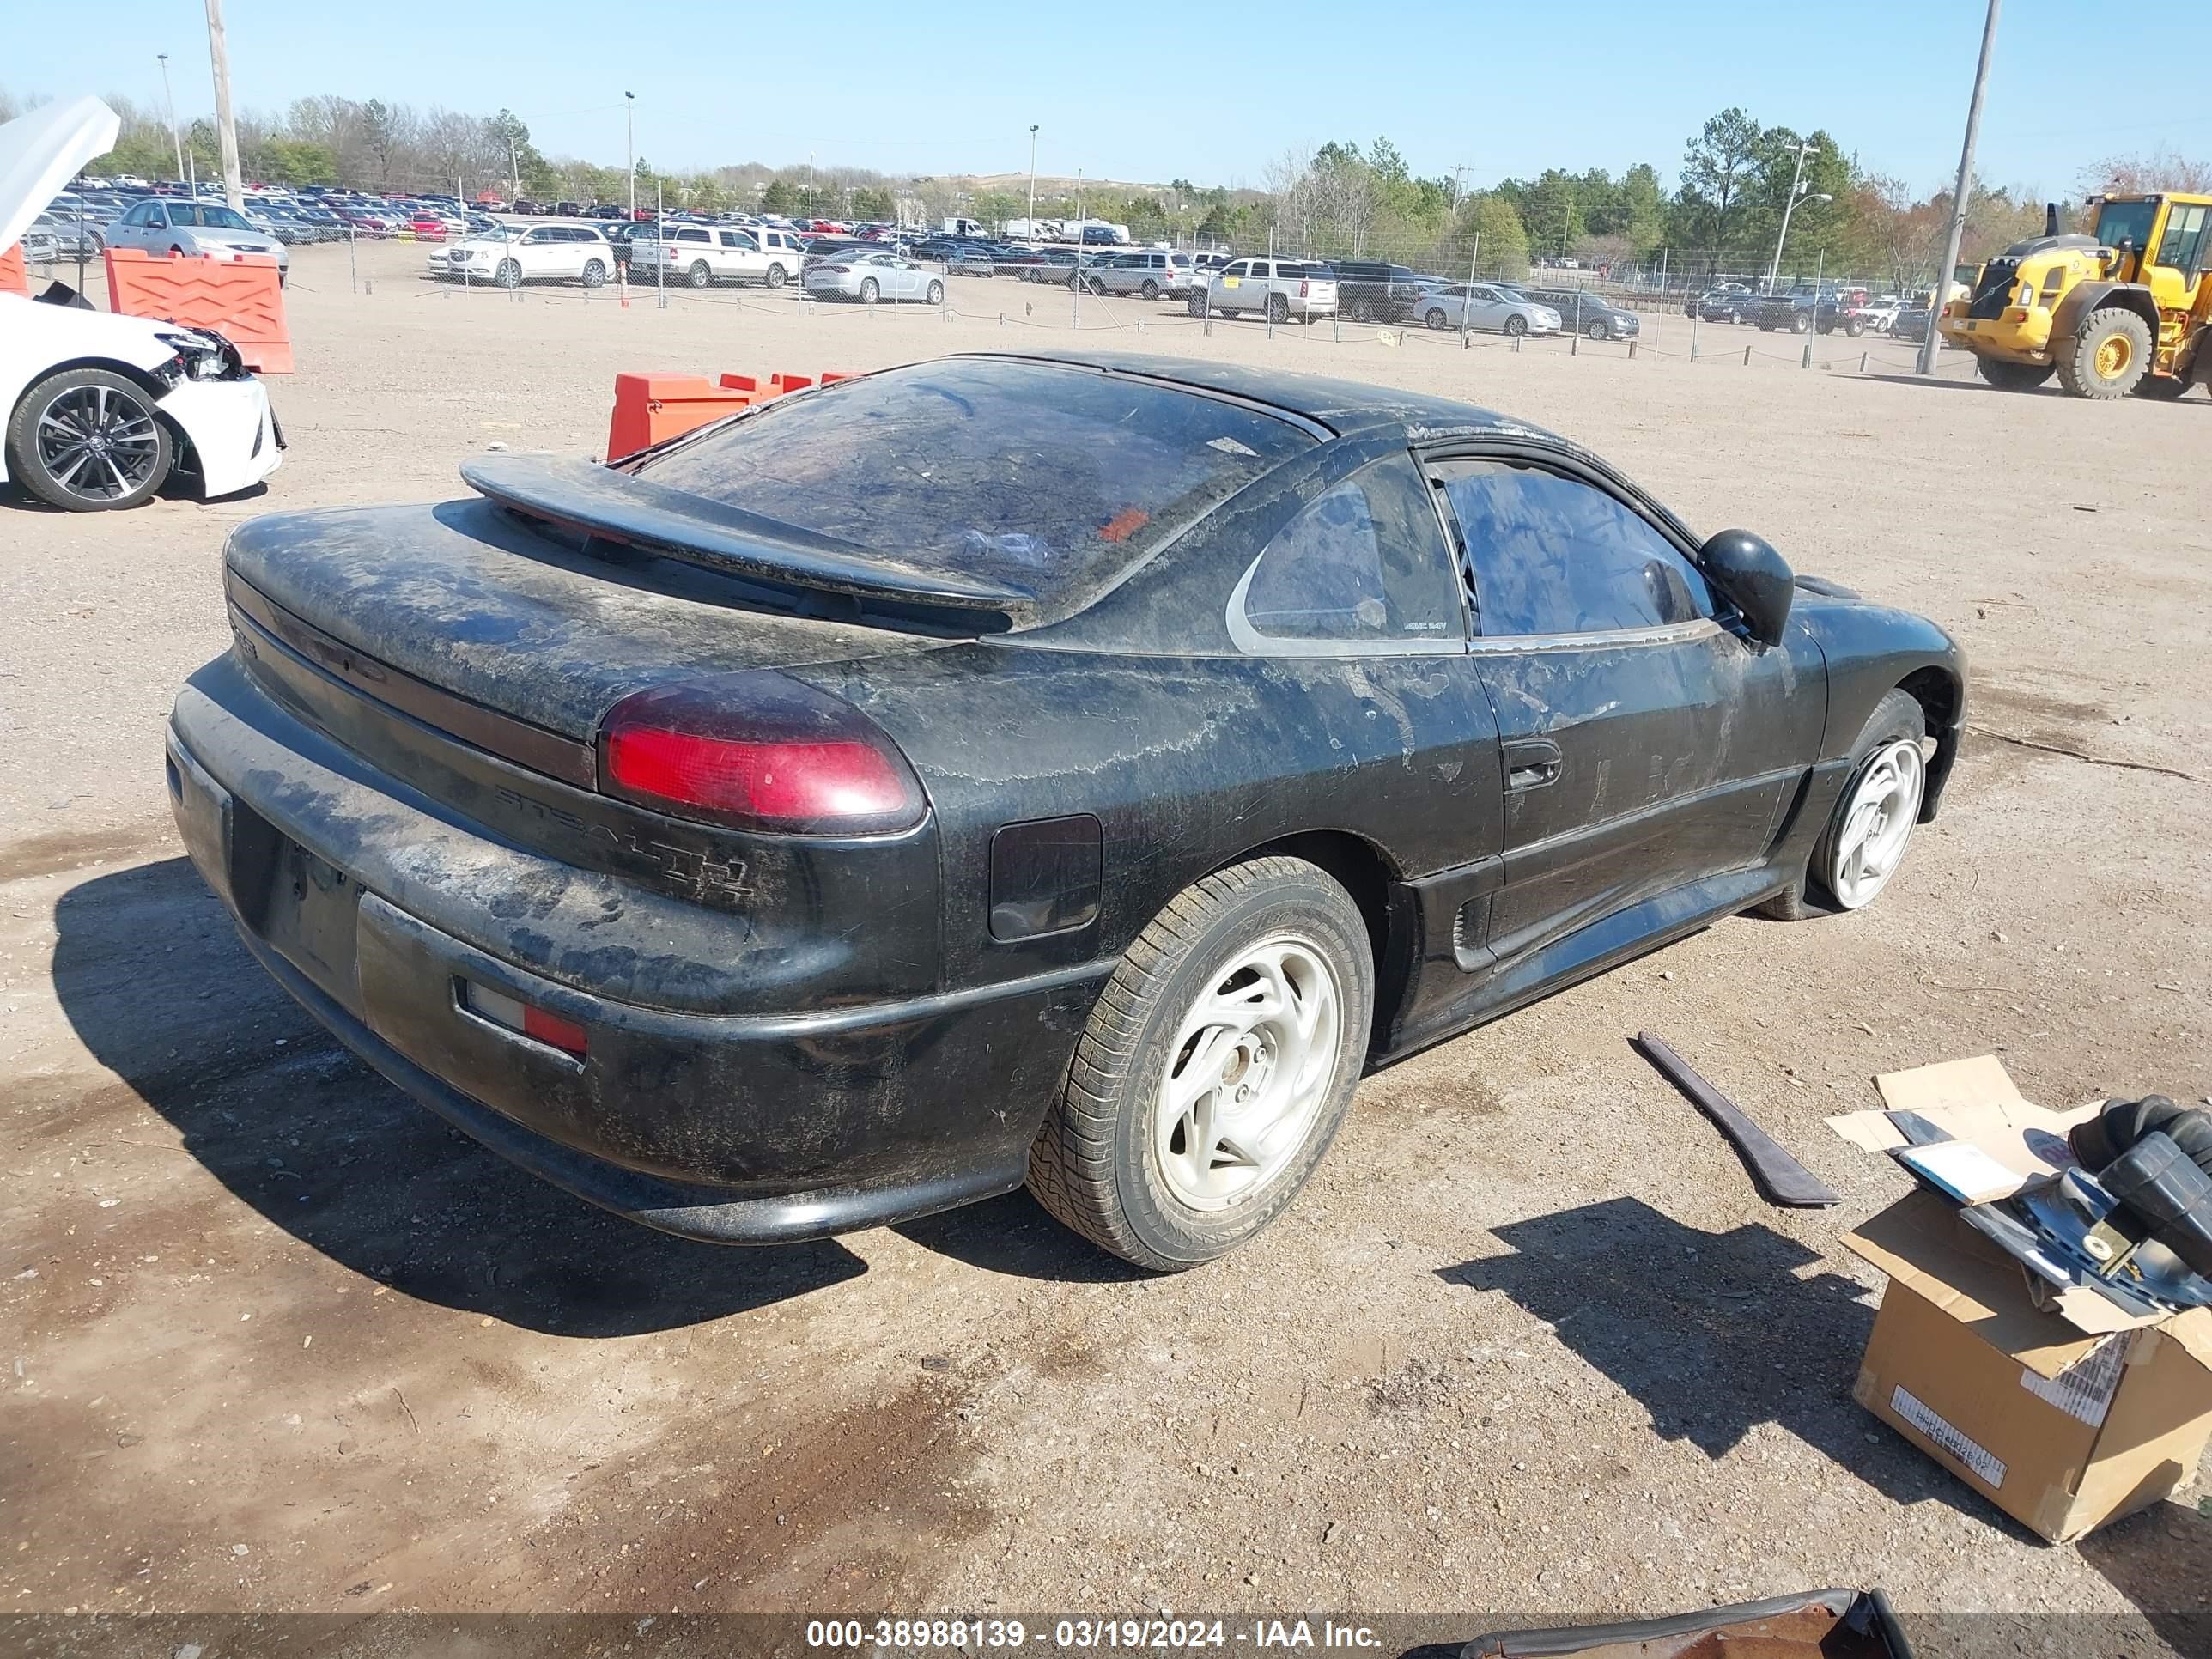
[167, 353, 1963, 1268]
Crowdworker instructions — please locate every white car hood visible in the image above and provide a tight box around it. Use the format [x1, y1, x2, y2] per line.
[0, 95, 120, 254]
[0, 289, 185, 368]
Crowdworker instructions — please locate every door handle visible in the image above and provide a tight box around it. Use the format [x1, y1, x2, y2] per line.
[1504, 738, 1565, 792]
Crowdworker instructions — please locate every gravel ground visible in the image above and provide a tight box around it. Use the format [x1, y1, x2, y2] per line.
[3, 240, 2209, 1652]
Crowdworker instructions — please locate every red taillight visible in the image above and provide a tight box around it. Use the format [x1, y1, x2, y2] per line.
[598, 674, 926, 836]
[462, 980, 589, 1059]
[1299, 278, 1310, 297]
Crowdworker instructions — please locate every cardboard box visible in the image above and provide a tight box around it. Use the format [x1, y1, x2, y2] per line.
[1832, 1058, 2212, 1543]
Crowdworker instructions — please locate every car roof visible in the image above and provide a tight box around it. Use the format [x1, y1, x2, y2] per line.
[949, 351, 1568, 447]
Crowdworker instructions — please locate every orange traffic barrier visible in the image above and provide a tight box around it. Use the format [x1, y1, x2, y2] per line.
[819, 370, 855, 385]
[103, 247, 293, 374]
[606, 373, 751, 461]
[715, 371, 817, 400]
[0, 243, 26, 296]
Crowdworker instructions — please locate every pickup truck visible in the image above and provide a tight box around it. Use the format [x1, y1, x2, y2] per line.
[629, 222, 807, 288]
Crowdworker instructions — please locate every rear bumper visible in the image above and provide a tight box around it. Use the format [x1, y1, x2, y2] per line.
[165, 659, 1103, 1243]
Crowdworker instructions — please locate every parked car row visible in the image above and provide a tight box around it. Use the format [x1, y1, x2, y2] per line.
[1685, 281, 1922, 337]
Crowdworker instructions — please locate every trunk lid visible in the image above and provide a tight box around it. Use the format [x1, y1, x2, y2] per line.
[222, 490, 949, 747]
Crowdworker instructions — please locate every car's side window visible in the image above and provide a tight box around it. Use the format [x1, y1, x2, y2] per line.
[1429, 459, 1712, 638]
[1239, 453, 1465, 647]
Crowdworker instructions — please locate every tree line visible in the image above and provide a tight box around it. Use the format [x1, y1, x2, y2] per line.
[10, 86, 2204, 290]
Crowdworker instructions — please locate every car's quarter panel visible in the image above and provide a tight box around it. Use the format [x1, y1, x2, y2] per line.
[1790, 589, 1968, 817]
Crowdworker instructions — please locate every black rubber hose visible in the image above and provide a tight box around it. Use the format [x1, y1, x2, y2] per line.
[2072, 1095, 2212, 1177]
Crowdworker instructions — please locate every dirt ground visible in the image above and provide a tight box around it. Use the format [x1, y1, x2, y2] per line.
[3, 239, 2210, 1652]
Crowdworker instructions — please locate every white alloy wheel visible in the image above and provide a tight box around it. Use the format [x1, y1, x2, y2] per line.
[1152, 934, 1342, 1211]
[1825, 738, 1925, 909]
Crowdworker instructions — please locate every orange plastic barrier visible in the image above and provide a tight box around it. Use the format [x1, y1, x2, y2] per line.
[103, 247, 293, 374]
[715, 371, 817, 399]
[0, 243, 26, 296]
[606, 373, 751, 461]
[819, 370, 855, 385]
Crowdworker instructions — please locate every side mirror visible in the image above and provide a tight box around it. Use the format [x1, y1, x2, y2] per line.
[1699, 529, 1795, 648]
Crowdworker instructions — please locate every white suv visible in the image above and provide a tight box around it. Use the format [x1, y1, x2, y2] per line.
[429, 224, 612, 288]
[1197, 258, 1338, 323]
[632, 222, 805, 289]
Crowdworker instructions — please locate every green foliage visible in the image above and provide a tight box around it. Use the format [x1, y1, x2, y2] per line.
[760, 179, 795, 216]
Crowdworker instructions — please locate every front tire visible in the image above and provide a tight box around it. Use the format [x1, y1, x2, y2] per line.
[1027, 857, 1374, 1271]
[926, 279, 945, 305]
[6, 368, 173, 512]
[2131, 374, 2190, 401]
[2057, 307, 2154, 398]
[1504, 313, 1528, 337]
[1584, 318, 1609, 341]
[1976, 356, 2055, 392]
[495, 258, 522, 289]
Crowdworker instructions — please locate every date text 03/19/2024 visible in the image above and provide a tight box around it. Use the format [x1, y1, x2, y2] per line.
[803, 1618, 1386, 1650]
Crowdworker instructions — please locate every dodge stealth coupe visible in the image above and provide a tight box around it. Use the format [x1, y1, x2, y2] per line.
[167, 352, 1964, 1270]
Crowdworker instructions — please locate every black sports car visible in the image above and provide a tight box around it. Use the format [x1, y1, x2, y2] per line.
[167, 354, 1965, 1270]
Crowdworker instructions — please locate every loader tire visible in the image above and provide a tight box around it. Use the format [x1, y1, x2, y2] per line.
[2130, 374, 2191, 401]
[2057, 307, 2154, 399]
[1975, 356, 2054, 392]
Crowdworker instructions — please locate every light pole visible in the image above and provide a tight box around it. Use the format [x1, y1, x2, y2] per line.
[624, 91, 635, 220]
[1765, 139, 1830, 292]
[1027, 124, 1039, 234]
[157, 54, 184, 180]
[1921, 0, 2002, 375]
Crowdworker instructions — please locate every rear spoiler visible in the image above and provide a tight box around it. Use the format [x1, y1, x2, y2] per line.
[461, 452, 1038, 622]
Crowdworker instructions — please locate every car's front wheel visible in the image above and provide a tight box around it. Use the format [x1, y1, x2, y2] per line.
[495, 258, 523, 288]
[1585, 318, 1609, 341]
[580, 259, 607, 288]
[927, 279, 945, 305]
[1760, 689, 1929, 918]
[6, 368, 173, 512]
[1027, 856, 1373, 1271]
[1504, 313, 1528, 337]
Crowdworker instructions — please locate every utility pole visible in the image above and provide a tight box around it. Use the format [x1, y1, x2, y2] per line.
[1920, 0, 2002, 375]
[202, 0, 244, 210]
[1028, 124, 1039, 234]
[157, 54, 184, 180]
[624, 91, 635, 219]
[1765, 140, 1813, 292]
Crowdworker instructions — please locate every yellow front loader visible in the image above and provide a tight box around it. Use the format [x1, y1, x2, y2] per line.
[1938, 194, 2212, 399]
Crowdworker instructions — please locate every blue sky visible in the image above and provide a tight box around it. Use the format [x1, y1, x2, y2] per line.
[16, 1, 2212, 195]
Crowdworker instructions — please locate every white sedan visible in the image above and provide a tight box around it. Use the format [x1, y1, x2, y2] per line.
[1, 96, 283, 510]
[802, 250, 945, 306]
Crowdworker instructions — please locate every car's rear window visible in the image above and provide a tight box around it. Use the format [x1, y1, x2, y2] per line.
[635, 358, 1316, 608]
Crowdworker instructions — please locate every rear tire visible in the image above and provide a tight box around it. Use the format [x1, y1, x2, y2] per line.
[1026, 857, 1374, 1271]
[689, 260, 713, 288]
[765, 263, 787, 289]
[580, 259, 607, 288]
[1976, 356, 2054, 392]
[2057, 307, 2154, 398]
[1267, 293, 1289, 325]
[1139, 278, 1159, 300]
[860, 277, 880, 305]
[2130, 374, 2190, 401]
[1425, 307, 1447, 331]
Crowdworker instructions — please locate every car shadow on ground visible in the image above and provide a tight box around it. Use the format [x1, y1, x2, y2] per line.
[2078, 1498, 2212, 1658]
[1437, 1195, 2037, 1533]
[50, 859, 866, 1335]
[893, 1190, 1152, 1285]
